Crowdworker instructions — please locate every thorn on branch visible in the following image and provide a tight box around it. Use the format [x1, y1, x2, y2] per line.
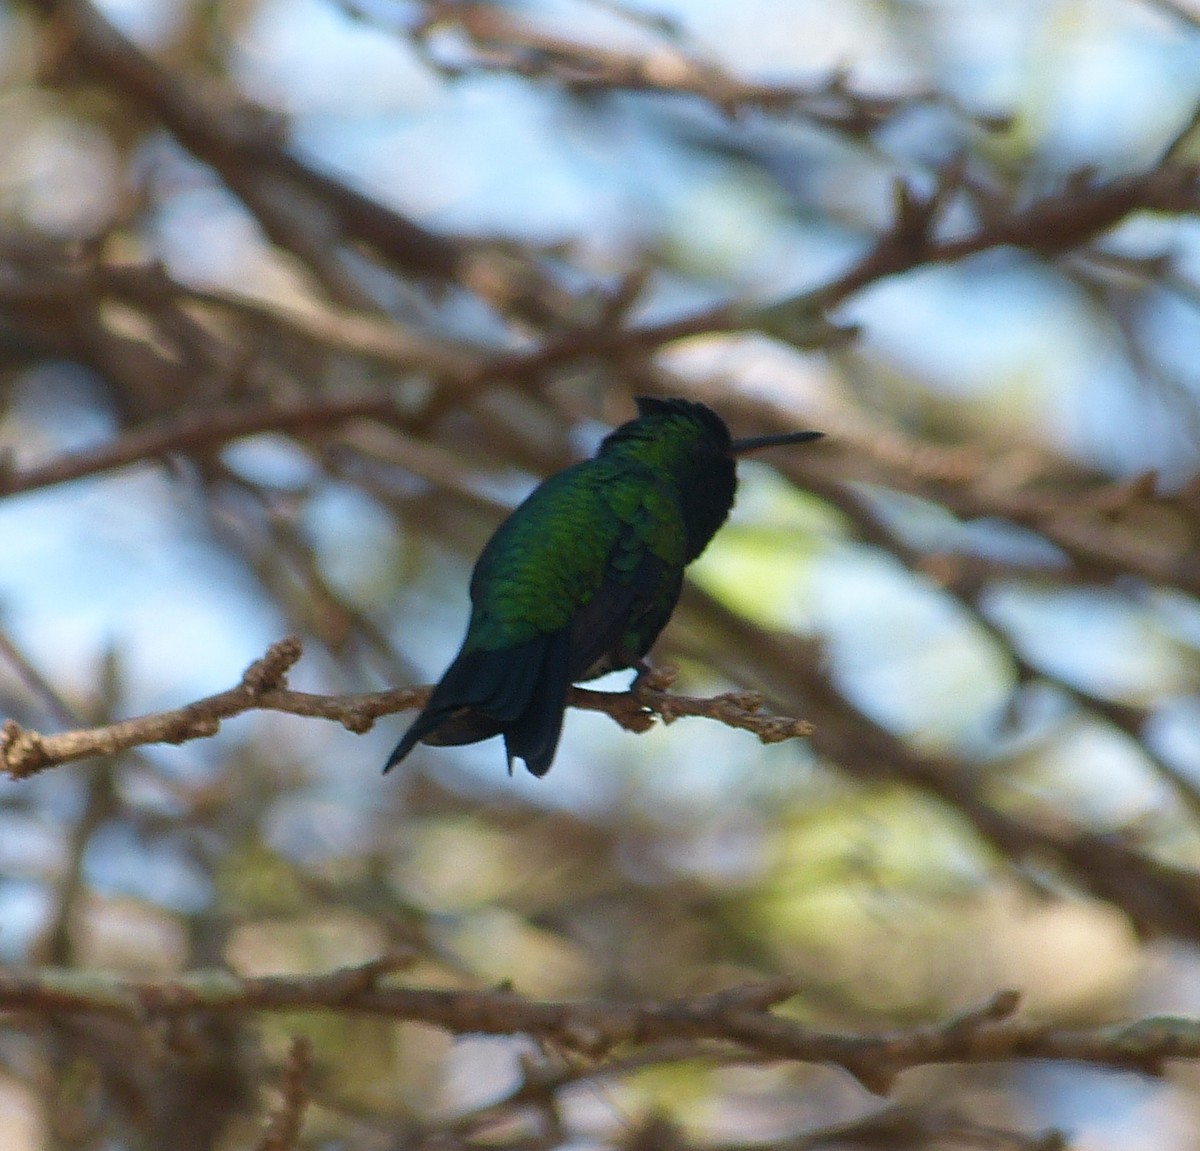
[1, 718, 47, 779]
[890, 166, 958, 256]
[708, 978, 800, 1014]
[944, 988, 1022, 1034]
[316, 953, 419, 999]
[241, 636, 304, 696]
[257, 1035, 313, 1151]
[2, 659, 813, 779]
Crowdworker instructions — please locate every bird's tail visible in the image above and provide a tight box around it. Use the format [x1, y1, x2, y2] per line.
[501, 628, 572, 777]
[383, 631, 572, 777]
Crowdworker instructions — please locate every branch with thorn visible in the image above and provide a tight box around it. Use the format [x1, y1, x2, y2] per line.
[0, 636, 813, 779]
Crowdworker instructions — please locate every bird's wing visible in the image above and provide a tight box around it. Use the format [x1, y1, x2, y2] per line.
[466, 460, 686, 654]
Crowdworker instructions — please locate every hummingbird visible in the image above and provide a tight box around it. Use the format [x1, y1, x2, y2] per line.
[384, 397, 822, 778]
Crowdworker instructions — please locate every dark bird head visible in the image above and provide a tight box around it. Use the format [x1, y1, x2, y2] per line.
[599, 396, 822, 561]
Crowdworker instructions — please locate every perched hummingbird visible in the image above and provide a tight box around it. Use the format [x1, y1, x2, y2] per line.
[384, 397, 822, 778]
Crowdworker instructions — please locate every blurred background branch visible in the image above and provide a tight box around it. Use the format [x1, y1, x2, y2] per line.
[2, 0, 1200, 1147]
[2, 962, 1200, 1090]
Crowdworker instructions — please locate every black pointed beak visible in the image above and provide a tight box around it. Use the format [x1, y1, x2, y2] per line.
[730, 430, 824, 455]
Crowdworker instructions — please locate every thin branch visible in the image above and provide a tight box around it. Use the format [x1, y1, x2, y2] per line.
[38, 762, 116, 966]
[0, 395, 403, 500]
[212, 463, 419, 684]
[758, 412, 1200, 601]
[1, 637, 316, 778]
[403, 2, 1005, 136]
[9, 629, 1200, 951]
[35, 0, 463, 286]
[0, 637, 812, 779]
[1139, 0, 1200, 34]
[97, 261, 485, 380]
[464, 164, 1200, 395]
[0, 626, 82, 729]
[581, 664, 815, 743]
[256, 1035, 313, 1151]
[3, 963, 1200, 1092]
[775, 165, 1200, 323]
[31, 0, 580, 325]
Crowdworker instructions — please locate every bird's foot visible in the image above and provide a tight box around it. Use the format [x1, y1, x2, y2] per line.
[631, 660, 677, 697]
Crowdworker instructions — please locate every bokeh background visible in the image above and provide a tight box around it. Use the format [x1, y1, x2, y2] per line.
[2, 0, 1200, 1147]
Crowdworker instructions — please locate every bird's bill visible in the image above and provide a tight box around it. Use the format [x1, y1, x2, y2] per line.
[730, 430, 824, 455]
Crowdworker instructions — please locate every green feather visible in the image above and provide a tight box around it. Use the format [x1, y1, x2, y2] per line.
[465, 459, 688, 652]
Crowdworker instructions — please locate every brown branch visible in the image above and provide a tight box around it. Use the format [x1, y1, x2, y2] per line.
[0, 395, 404, 500]
[256, 1035, 313, 1151]
[2, 637, 314, 778]
[32, 0, 580, 326]
[575, 664, 815, 743]
[0, 637, 812, 780]
[949, 483, 1200, 598]
[716, 374, 1200, 599]
[20, 0, 1200, 423]
[757, 165, 1200, 331]
[409, 2, 1004, 135]
[471, 165, 1200, 394]
[4, 962, 1200, 1091]
[38, 762, 116, 966]
[99, 261, 485, 381]
[210, 463, 419, 684]
[0, 627, 81, 729]
[440, 1040, 762, 1140]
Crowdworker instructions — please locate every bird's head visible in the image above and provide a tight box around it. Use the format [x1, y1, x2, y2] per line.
[599, 396, 822, 560]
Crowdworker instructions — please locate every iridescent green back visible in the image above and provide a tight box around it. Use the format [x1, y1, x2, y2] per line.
[466, 457, 688, 661]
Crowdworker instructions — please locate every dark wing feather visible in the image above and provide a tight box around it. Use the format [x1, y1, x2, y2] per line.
[566, 546, 678, 680]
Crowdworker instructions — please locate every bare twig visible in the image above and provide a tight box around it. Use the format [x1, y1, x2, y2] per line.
[0, 638, 812, 779]
[1, 964, 1199, 1091]
[0, 395, 404, 500]
[450, 164, 1200, 397]
[0, 627, 81, 729]
[99, 262, 484, 380]
[405, 2, 1005, 135]
[1, 637, 313, 778]
[256, 1035, 313, 1151]
[796, 467, 1200, 824]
